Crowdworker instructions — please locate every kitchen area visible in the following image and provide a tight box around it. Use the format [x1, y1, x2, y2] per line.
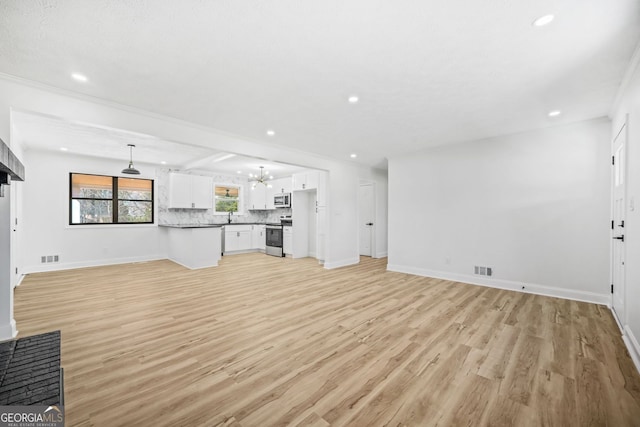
[158, 166, 327, 270]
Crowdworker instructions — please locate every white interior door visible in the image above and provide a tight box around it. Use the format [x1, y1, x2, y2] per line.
[612, 122, 627, 324]
[359, 184, 375, 257]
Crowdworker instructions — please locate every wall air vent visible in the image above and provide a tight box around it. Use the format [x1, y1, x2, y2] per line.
[474, 266, 493, 276]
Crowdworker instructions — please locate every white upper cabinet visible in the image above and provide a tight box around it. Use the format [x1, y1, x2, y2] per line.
[168, 173, 192, 208]
[265, 184, 277, 210]
[280, 177, 293, 194]
[249, 185, 268, 210]
[250, 178, 293, 210]
[169, 173, 213, 209]
[269, 177, 292, 194]
[293, 171, 318, 191]
[191, 175, 214, 209]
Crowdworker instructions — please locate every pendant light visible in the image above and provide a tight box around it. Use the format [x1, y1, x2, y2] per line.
[249, 166, 273, 188]
[122, 144, 140, 175]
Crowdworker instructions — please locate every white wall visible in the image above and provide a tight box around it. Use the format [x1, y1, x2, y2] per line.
[388, 118, 611, 303]
[21, 149, 166, 273]
[323, 166, 360, 268]
[612, 48, 640, 371]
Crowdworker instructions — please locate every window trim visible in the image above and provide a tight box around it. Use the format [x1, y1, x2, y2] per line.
[69, 172, 155, 225]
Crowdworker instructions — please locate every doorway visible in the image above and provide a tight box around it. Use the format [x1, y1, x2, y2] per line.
[359, 183, 375, 257]
[612, 119, 627, 326]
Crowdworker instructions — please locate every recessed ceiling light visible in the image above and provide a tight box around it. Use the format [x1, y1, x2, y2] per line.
[266, 129, 275, 136]
[348, 95, 359, 104]
[237, 170, 242, 174]
[270, 176, 274, 179]
[533, 14, 554, 27]
[60, 147, 68, 151]
[548, 110, 561, 117]
[160, 161, 167, 165]
[249, 173, 254, 178]
[71, 73, 88, 82]
[350, 153, 357, 158]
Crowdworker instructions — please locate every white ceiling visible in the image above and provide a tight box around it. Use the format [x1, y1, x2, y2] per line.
[12, 110, 308, 178]
[1, 1, 639, 168]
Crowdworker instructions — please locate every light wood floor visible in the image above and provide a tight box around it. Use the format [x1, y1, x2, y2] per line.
[13, 254, 640, 426]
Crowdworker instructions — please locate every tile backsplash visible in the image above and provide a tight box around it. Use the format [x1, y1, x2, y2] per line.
[156, 168, 291, 225]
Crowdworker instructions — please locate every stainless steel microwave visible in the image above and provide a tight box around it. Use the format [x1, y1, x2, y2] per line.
[274, 193, 291, 208]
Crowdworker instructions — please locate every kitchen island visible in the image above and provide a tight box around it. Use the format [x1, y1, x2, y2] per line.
[159, 224, 222, 269]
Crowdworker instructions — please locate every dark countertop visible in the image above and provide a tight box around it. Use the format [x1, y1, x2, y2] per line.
[159, 224, 224, 229]
[159, 222, 272, 229]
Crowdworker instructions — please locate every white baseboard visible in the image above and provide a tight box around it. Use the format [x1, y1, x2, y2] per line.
[374, 251, 388, 259]
[23, 254, 167, 274]
[222, 249, 261, 256]
[13, 274, 25, 288]
[324, 256, 360, 270]
[167, 258, 219, 270]
[623, 326, 640, 376]
[0, 319, 17, 342]
[386, 264, 610, 306]
[611, 308, 624, 334]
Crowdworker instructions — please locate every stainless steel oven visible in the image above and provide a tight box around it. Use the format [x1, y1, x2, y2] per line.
[265, 223, 284, 257]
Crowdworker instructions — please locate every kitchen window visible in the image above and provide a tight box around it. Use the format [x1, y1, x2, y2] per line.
[214, 184, 241, 214]
[69, 173, 154, 224]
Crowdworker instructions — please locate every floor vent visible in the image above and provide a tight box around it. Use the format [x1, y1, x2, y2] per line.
[474, 266, 492, 276]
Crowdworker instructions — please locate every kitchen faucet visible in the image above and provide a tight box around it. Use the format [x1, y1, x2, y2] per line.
[228, 211, 233, 224]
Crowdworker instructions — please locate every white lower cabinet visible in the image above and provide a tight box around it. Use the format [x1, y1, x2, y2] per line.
[252, 225, 266, 250]
[283, 226, 293, 255]
[224, 225, 252, 252]
[224, 224, 268, 253]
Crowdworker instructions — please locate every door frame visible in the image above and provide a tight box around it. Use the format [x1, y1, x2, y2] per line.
[611, 118, 628, 328]
[358, 181, 376, 258]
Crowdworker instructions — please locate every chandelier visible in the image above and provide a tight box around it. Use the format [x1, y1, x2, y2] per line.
[250, 166, 273, 188]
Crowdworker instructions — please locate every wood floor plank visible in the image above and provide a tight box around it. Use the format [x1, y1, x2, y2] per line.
[11, 253, 640, 426]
